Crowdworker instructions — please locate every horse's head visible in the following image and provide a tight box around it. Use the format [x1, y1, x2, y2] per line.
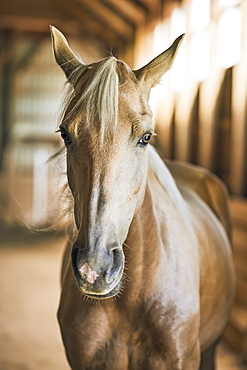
[51, 27, 184, 299]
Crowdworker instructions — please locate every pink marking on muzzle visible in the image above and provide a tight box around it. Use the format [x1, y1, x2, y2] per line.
[79, 263, 99, 284]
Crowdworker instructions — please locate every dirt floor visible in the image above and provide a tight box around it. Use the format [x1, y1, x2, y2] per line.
[0, 230, 246, 370]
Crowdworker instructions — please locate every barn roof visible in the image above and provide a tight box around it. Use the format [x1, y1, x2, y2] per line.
[0, 0, 166, 51]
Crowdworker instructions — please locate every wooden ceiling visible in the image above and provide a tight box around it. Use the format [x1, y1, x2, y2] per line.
[0, 0, 166, 51]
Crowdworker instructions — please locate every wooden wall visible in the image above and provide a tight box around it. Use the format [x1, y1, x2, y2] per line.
[133, 0, 247, 197]
[225, 198, 247, 361]
[0, 36, 104, 228]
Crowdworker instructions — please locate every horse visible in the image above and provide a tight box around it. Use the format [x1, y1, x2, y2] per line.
[50, 26, 235, 370]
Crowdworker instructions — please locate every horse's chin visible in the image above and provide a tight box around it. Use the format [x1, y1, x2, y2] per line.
[78, 280, 122, 300]
[73, 278, 122, 300]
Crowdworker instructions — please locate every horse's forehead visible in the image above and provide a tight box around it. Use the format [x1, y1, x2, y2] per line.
[118, 75, 148, 113]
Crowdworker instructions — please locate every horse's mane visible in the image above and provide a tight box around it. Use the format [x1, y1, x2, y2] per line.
[60, 56, 119, 143]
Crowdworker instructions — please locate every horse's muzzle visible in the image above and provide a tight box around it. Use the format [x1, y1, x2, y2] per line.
[71, 244, 125, 299]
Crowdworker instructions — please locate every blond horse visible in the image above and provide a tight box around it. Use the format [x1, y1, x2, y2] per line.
[51, 27, 235, 370]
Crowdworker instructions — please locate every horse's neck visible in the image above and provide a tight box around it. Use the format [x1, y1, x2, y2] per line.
[147, 146, 186, 216]
[122, 156, 192, 304]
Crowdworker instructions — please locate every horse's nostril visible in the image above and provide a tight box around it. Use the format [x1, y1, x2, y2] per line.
[105, 247, 124, 284]
[112, 248, 121, 269]
[72, 246, 79, 260]
[71, 246, 80, 275]
[71, 242, 124, 293]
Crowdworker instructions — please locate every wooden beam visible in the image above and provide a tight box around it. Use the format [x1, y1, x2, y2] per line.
[231, 66, 247, 196]
[139, 0, 161, 9]
[0, 57, 14, 171]
[76, 0, 134, 42]
[198, 68, 225, 170]
[0, 15, 61, 33]
[138, 0, 162, 17]
[229, 0, 247, 196]
[0, 32, 16, 70]
[102, 0, 147, 25]
[0, 14, 117, 49]
[0, 0, 121, 46]
[1, 0, 65, 20]
[0, 37, 16, 69]
[174, 82, 199, 161]
[52, 0, 119, 47]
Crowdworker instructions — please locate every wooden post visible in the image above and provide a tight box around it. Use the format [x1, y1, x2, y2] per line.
[197, 66, 225, 170]
[229, 1, 247, 196]
[0, 34, 16, 171]
[174, 82, 198, 161]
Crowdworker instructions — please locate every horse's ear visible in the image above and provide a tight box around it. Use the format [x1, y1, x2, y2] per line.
[133, 34, 185, 90]
[50, 26, 83, 80]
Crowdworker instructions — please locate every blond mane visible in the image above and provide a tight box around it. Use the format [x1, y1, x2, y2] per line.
[61, 56, 119, 143]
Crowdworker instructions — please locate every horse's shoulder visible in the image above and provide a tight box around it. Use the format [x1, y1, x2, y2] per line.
[165, 159, 231, 240]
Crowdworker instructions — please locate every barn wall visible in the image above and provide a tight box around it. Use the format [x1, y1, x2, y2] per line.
[0, 35, 105, 229]
[133, 0, 247, 197]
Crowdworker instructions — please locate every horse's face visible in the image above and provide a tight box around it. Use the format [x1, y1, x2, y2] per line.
[51, 26, 184, 299]
[63, 67, 153, 299]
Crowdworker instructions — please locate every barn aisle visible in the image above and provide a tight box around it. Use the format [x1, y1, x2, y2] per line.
[0, 230, 246, 370]
[0, 232, 70, 370]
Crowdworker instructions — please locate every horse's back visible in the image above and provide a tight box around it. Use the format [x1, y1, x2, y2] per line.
[165, 159, 232, 241]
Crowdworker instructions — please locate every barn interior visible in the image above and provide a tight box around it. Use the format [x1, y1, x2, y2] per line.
[0, 0, 247, 368]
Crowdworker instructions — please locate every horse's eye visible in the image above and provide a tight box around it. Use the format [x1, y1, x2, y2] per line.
[60, 128, 72, 145]
[138, 132, 153, 146]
